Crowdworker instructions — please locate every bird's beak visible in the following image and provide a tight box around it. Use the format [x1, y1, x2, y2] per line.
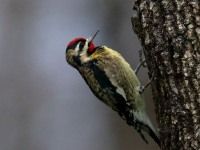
[88, 29, 100, 44]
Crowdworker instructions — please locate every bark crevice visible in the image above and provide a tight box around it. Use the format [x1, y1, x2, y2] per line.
[132, 0, 200, 149]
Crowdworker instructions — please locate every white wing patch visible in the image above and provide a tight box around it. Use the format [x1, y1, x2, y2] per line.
[106, 72, 128, 101]
[116, 87, 127, 101]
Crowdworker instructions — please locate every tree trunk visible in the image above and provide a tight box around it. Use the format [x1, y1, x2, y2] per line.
[131, 0, 200, 149]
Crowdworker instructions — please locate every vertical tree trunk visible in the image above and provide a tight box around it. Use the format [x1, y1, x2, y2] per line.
[131, 0, 200, 149]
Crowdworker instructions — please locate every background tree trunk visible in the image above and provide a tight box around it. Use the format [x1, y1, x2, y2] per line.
[132, 0, 200, 149]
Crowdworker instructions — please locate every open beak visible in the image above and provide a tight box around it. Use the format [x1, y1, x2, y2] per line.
[88, 29, 100, 44]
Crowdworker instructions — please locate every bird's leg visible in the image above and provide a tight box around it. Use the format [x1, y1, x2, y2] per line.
[134, 49, 146, 75]
[134, 59, 146, 75]
[139, 73, 154, 95]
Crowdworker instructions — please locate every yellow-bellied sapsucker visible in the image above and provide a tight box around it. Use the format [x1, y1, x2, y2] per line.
[65, 30, 160, 147]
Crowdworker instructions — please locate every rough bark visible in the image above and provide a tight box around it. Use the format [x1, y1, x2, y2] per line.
[131, 0, 200, 149]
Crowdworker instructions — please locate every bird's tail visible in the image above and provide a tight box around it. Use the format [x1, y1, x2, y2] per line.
[138, 111, 161, 147]
[148, 127, 161, 147]
[142, 125, 160, 147]
[142, 124, 161, 147]
[142, 115, 160, 147]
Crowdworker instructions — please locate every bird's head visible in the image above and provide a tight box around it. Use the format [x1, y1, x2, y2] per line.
[66, 30, 99, 68]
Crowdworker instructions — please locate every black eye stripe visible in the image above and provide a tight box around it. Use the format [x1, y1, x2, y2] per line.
[79, 41, 85, 50]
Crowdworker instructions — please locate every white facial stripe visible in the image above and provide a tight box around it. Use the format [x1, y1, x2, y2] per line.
[74, 40, 89, 57]
[74, 43, 80, 54]
[79, 40, 90, 63]
[82, 39, 89, 53]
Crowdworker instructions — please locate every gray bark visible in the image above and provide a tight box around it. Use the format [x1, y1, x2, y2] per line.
[132, 0, 200, 149]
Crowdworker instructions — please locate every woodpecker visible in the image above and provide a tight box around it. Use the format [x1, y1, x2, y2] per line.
[65, 30, 160, 147]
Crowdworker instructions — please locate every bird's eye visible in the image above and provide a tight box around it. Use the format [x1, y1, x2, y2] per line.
[79, 41, 85, 49]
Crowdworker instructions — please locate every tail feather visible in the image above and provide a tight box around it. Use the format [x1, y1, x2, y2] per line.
[148, 127, 161, 147]
[142, 124, 161, 147]
[139, 111, 161, 147]
[137, 128, 149, 144]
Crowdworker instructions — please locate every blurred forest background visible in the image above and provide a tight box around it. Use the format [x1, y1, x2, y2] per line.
[0, 0, 159, 150]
